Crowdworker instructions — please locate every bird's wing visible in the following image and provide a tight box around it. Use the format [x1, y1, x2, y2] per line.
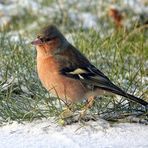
[58, 45, 113, 89]
[58, 45, 147, 106]
[60, 64, 121, 92]
[60, 64, 148, 106]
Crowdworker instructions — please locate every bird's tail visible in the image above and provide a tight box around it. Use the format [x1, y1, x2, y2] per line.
[99, 82, 148, 107]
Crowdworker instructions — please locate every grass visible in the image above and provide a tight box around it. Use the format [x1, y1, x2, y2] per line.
[0, 0, 147, 124]
[0, 27, 147, 124]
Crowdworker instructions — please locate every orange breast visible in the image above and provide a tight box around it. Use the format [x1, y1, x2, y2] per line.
[37, 56, 87, 103]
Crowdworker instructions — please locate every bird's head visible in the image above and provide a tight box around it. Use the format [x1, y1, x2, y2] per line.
[31, 25, 68, 56]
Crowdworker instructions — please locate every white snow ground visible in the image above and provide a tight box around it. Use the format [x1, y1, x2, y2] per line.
[0, 119, 148, 148]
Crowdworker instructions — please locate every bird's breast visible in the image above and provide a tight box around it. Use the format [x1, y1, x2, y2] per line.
[37, 57, 87, 102]
[37, 56, 59, 88]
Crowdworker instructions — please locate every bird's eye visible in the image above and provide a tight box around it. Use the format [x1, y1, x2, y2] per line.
[44, 37, 52, 42]
[37, 36, 56, 43]
[43, 37, 57, 43]
[37, 36, 44, 42]
[38, 37, 52, 42]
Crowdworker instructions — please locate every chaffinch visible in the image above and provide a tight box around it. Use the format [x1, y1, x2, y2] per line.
[31, 25, 148, 108]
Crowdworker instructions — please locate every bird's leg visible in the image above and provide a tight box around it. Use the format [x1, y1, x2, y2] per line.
[60, 103, 75, 119]
[79, 96, 95, 119]
[59, 103, 82, 125]
[85, 96, 95, 109]
[59, 97, 96, 125]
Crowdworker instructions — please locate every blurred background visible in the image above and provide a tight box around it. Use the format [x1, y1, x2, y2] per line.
[0, 0, 148, 39]
[0, 0, 147, 123]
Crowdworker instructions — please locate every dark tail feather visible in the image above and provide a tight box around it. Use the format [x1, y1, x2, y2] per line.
[110, 88, 148, 107]
[99, 83, 148, 107]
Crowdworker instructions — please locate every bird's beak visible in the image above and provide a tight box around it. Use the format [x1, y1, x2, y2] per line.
[31, 38, 43, 45]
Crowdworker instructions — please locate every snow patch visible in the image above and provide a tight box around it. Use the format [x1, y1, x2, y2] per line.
[0, 119, 148, 148]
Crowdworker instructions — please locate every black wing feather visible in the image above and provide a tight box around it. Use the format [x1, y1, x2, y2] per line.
[60, 65, 148, 107]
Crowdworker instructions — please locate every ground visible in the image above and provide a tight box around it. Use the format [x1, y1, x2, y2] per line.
[0, 119, 148, 148]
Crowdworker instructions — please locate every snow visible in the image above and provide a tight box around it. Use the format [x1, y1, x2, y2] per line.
[1, 0, 148, 29]
[0, 118, 148, 148]
[124, 0, 148, 14]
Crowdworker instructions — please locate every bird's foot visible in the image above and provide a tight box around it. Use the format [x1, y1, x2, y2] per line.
[60, 107, 74, 119]
[78, 109, 97, 122]
[58, 103, 97, 125]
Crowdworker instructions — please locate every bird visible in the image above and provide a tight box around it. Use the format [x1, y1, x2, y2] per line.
[31, 25, 148, 112]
